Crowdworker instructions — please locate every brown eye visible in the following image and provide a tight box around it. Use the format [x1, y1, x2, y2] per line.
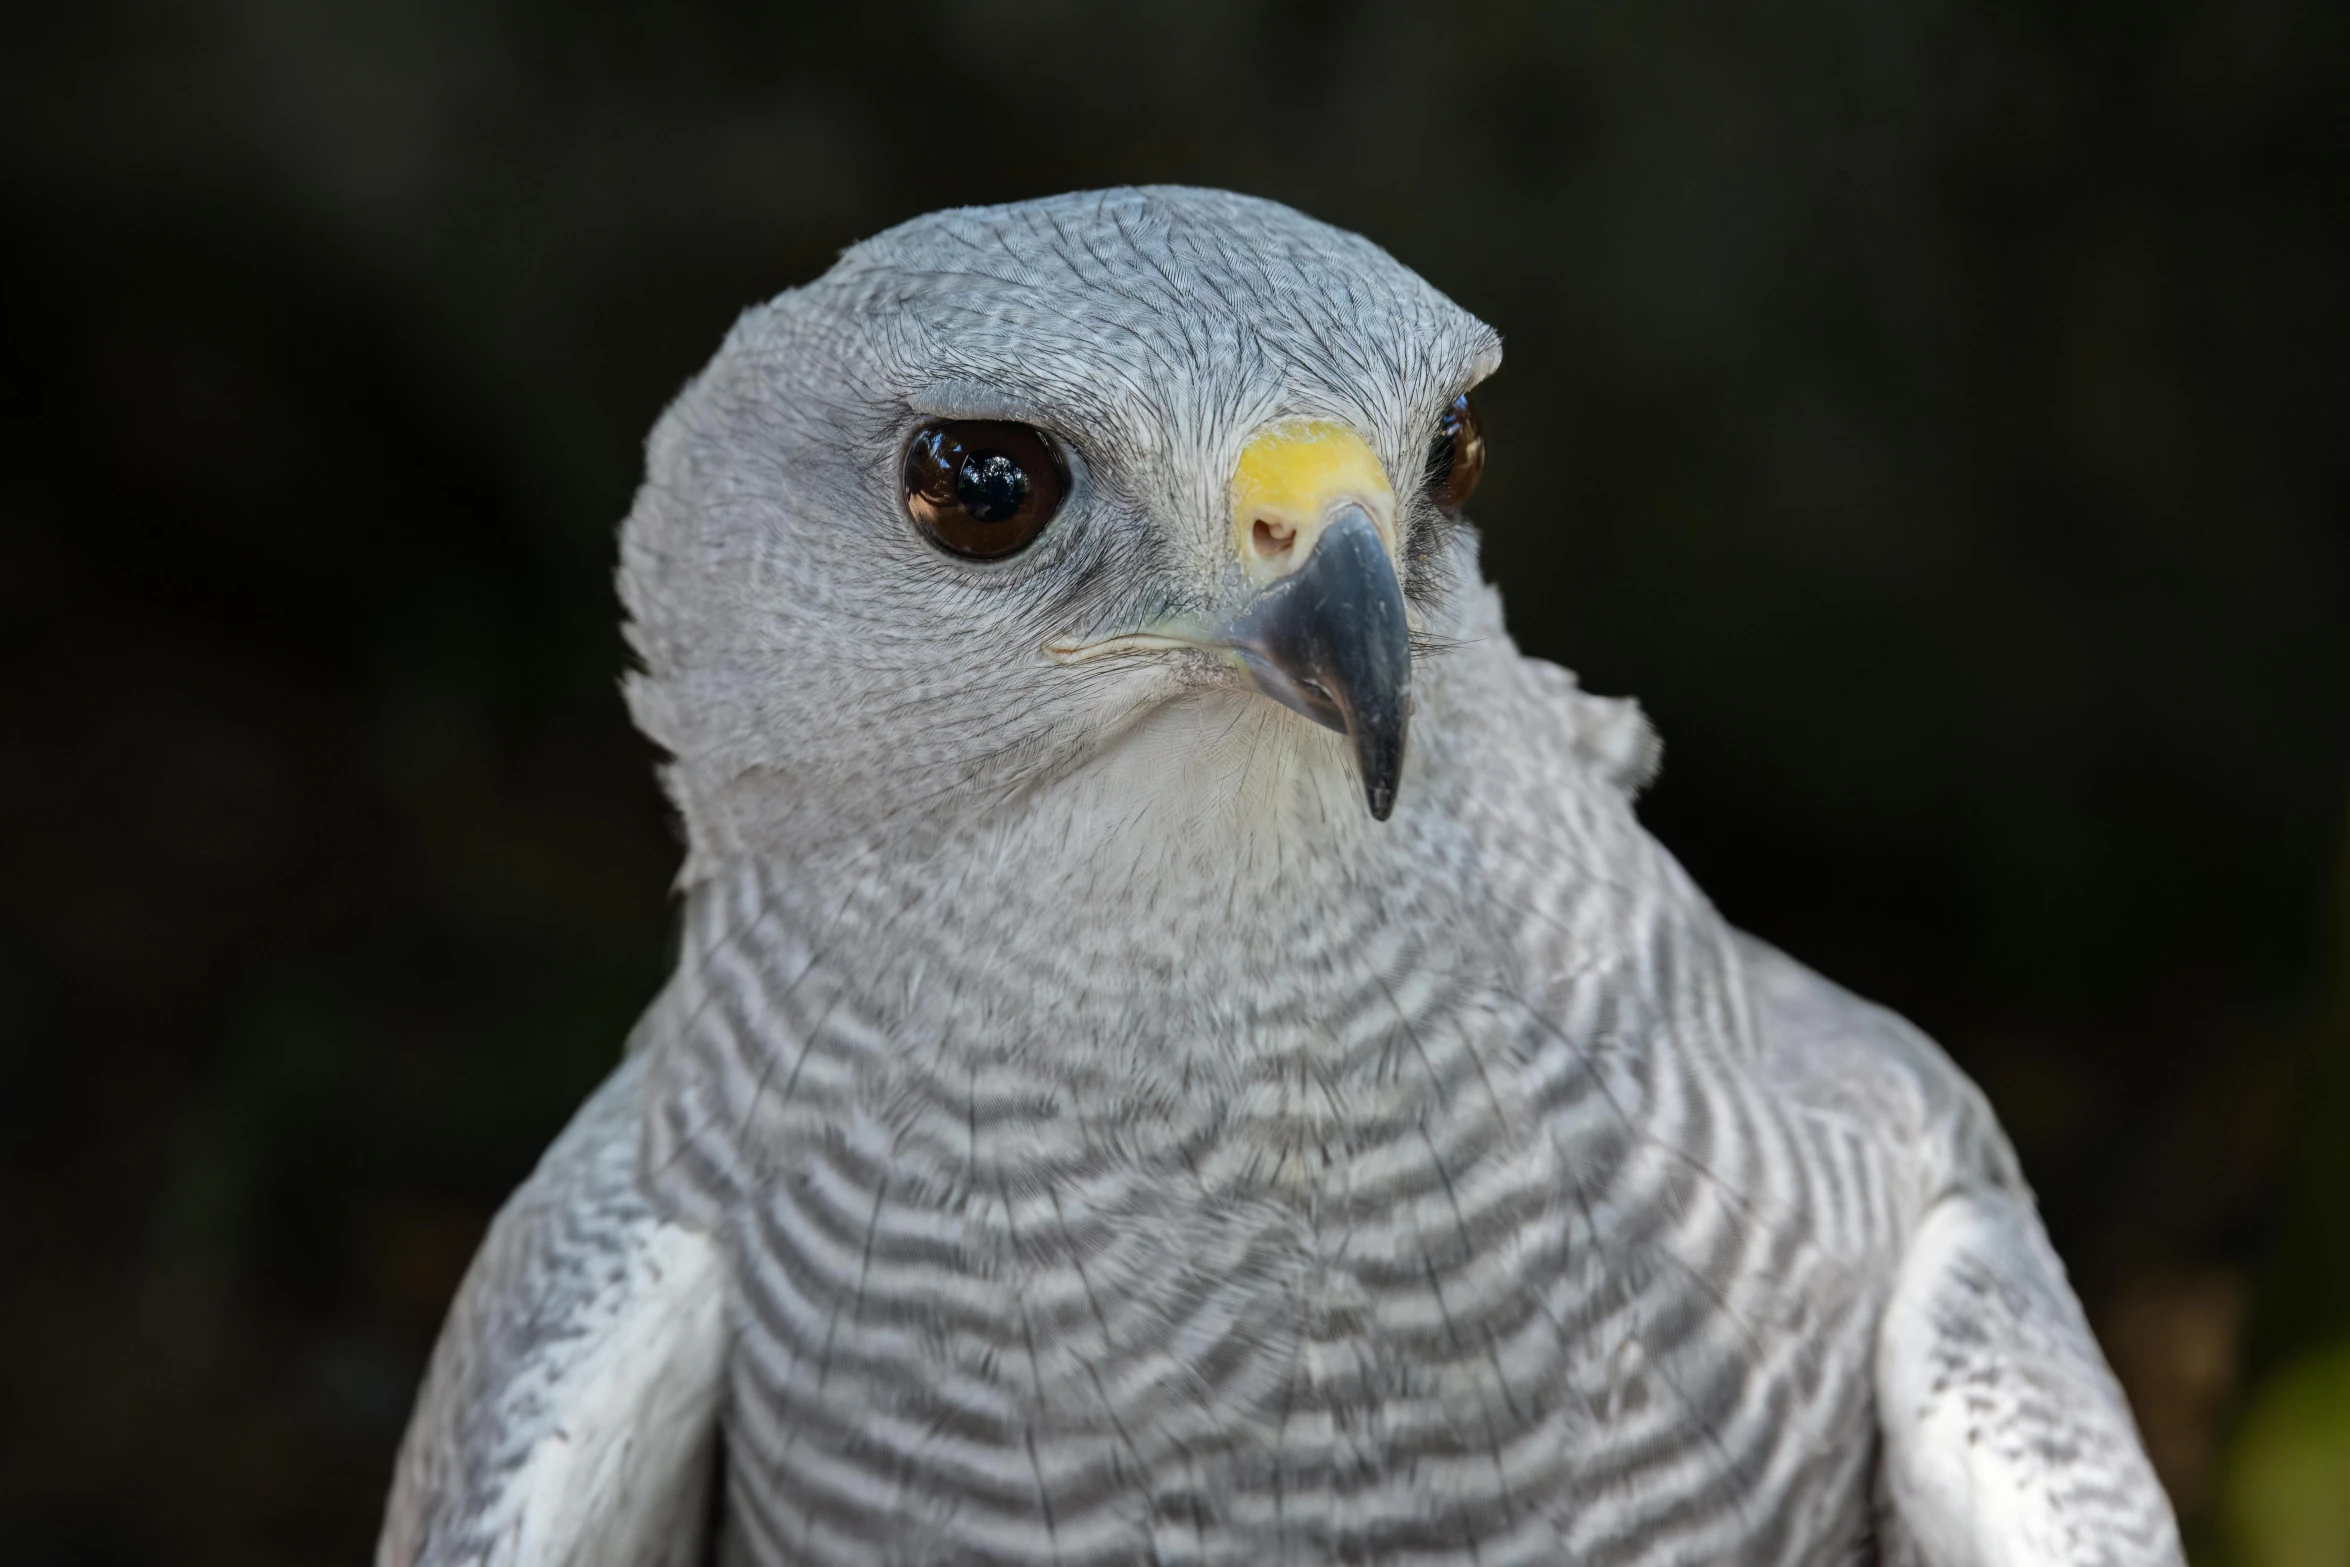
[903, 420, 1069, 560]
[1427, 393, 1485, 513]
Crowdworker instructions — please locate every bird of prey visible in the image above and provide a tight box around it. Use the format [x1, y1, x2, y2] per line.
[378, 187, 2181, 1566]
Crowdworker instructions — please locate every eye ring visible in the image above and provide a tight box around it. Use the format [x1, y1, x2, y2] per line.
[1427, 393, 1485, 514]
[904, 420, 1070, 560]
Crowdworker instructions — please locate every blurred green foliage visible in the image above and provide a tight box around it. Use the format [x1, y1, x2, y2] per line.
[2216, 804, 2350, 1566]
[2223, 1340, 2350, 1567]
[0, 1, 2343, 1561]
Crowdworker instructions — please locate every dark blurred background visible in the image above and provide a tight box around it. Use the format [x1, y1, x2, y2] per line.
[1, 1, 2344, 1562]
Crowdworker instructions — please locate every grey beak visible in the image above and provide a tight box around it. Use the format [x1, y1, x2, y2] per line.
[1223, 507, 1412, 820]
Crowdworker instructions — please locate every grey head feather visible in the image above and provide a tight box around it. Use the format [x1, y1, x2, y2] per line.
[618, 186, 1517, 881]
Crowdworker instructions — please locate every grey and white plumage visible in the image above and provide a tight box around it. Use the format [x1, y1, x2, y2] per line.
[379, 187, 2181, 1566]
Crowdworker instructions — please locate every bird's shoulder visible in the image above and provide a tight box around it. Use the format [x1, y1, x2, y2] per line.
[378, 1054, 727, 1567]
[1732, 930, 2024, 1205]
[1457, 634, 2018, 1213]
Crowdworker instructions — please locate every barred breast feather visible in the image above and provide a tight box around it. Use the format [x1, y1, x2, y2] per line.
[624, 634, 2029, 1566]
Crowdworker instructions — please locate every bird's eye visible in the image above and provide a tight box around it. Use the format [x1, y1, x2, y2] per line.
[1427, 393, 1485, 513]
[904, 421, 1069, 560]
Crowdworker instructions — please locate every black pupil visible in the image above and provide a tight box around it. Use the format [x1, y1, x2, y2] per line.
[956, 451, 1029, 523]
[1429, 424, 1459, 483]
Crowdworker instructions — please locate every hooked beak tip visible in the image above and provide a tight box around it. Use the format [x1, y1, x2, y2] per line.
[1224, 507, 1412, 822]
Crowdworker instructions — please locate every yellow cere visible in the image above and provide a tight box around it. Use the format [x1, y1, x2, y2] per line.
[1230, 420, 1396, 582]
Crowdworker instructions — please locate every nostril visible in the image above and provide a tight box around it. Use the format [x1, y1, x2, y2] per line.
[1252, 517, 1296, 558]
